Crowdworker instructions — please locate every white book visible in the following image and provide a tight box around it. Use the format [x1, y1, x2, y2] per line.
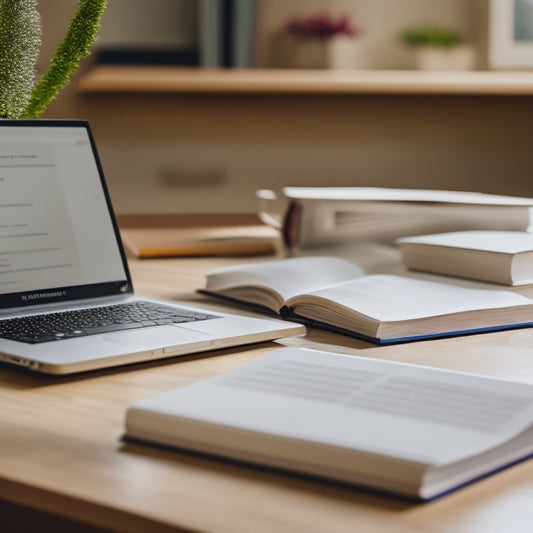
[200, 256, 533, 344]
[125, 347, 533, 501]
[283, 187, 533, 204]
[398, 230, 533, 286]
[278, 187, 533, 248]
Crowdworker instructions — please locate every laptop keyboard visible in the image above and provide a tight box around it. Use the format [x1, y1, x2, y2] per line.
[0, 301, 217, 344]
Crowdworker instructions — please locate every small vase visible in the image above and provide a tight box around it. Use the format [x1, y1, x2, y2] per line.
[414, 45, 476, 71]
[272, 35, 360, 69]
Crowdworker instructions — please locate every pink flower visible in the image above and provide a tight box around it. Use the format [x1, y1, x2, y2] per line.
[283, 14, 361, 40]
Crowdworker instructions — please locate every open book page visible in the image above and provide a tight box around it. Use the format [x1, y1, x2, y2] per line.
[203, 256, 364, 312]
[286, 275, 533, 338]
[126, 348, 533, 498]
[210, 348, 533, 461]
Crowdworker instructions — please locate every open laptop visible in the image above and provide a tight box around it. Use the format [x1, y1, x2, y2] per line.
[0, 120, 304, 374]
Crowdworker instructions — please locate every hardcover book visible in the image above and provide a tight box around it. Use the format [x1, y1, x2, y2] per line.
[125, 347, 533, 501]
[275, 187, 533, 249]
[398, 230, 533, 286]
[199, 256, 533, 344]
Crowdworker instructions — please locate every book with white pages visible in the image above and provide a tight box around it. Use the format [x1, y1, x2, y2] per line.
[398, 230, 533, 286]
[199, 256, 533, 345]
[275, 187, 533, 248]
[125, 347, 533, 501]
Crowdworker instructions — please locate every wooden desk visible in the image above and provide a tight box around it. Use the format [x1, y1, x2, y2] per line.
[2, 251, 533, 532]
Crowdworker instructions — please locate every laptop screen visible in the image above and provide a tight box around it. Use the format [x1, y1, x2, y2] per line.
[0, 120, 131, 309]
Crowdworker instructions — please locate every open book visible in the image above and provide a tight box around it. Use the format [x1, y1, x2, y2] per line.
[125, 347, 533, 501]
[199, 256, 533, 344]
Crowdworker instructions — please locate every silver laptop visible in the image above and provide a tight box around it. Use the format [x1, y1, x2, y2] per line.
[0, 120, 304, 374]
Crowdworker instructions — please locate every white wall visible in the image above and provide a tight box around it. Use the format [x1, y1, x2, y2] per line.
[38, 0, 480, 69]
[255, 0, 479, 69]
[33, 0, 533, 214]
[98, 0, 198, 49]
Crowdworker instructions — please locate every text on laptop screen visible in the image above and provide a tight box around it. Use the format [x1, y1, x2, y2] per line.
[0, 123, 129, 303]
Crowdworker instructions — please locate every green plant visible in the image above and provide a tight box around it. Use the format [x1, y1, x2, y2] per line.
[0, 0, 107, 119]
[400, 26, 461, 48]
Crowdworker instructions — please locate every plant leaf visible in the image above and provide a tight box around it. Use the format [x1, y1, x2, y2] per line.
[22, 0, 107, 119]
[0, 0, 41, 119]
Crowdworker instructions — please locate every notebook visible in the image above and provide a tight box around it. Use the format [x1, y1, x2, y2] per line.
[0, 120, 304, 374]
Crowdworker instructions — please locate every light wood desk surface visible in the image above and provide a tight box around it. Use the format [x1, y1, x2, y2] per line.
[2, 247, 533, 532]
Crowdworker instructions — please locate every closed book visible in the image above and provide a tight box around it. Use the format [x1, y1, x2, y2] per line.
[199, 0, 224, 67]
[231, 0, 256, 67]
[276, 187, 533, 249]
[125, 347, 533, 501]
[121, 225, 279, 258]
[398, 230, 533, 286]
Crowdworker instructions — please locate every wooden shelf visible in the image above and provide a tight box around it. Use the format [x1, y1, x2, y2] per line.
[78, 66, 533, 95]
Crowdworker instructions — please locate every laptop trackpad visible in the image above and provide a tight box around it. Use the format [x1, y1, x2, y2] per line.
[102, 325, 213, 348]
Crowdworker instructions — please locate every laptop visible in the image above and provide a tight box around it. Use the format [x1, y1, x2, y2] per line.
[0, 120, 305, 374]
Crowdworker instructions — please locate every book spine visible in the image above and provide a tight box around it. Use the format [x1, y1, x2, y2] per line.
[281, 200, 301, 253]
[231, 0, 256, 67]
[199, 0, 224, 67]
[221, 0, 234, 67]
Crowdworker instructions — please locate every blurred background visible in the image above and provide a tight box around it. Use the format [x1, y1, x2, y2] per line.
[36, 0, 533, 213]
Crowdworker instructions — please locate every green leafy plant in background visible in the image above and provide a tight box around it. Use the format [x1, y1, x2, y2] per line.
[400, 26, 462, 49]
[0, 0, 107, 119]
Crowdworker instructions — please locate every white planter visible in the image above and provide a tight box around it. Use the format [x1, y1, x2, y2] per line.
[327, 37, 362, 69]
[415, 45, 476, 71]
[273, 36, 361, 69]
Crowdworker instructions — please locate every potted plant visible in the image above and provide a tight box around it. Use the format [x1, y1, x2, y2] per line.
[0, 0, 107, 119]
[400, 25, 475, 71]
[273, 14, 363, 69]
